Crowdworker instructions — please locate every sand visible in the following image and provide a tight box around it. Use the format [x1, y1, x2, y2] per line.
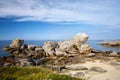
[64, 60, 120, 80]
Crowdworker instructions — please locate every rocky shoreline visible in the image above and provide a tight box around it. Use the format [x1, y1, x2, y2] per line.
[101, 40, 120, 47]
[1, 33, 120, 80]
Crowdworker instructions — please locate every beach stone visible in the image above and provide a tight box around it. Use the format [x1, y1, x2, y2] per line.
[90, 66, 107, 73]
[66, 66, 88, 71]
[74, 72, 85, 77]
[9, 38, 24, 48]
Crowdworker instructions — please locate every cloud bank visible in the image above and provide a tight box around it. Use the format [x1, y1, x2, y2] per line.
[0, 0, 120, 25]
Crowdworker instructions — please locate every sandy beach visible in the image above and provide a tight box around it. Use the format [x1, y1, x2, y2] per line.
[62, 60, 120, 80]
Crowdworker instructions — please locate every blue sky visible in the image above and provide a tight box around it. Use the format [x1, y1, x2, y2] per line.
[0, 0, 120, 40]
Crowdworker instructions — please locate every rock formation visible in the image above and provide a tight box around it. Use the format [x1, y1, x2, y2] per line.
[9, 38, 24, 48]
[43, 33, 92, 57]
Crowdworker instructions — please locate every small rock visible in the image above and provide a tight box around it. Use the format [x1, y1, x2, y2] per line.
[21, 44, 28, 49]
[74, 72, 85, 77]
[33, 57, 47, 65]
[35, 47, 44, 51]
[19, 58, 35, 66]
[51, 66, 65, 71]
[108, 52, 119, 57]
[90, 66, 107, 73]
[27, 45, 39, 50]
[86, 53, 96, 57]
[3, 46, 10, 51]
[66, 66, 88, 71]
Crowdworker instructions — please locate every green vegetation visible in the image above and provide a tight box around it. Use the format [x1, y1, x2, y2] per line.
[0, 66, 83, 80]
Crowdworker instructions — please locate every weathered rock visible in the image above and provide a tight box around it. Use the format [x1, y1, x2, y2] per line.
[19, 58, 35, 66]
[9, 38, 24, 48]
[90, 66, 107, 73]
[86, 53, 96, 57]
[51, 66, 65, 71]
[43, 42, 59, 56]
[108, 52, 119, 57]
[43, 33, 91, 56]
[66, 46, 79, 54]
[20, 44, 28, 49]
[4, 62, 13, 66]
[66, 66, 88, 71]
[33, 57, 47, 65]
[26, 49, 45, 58]
[3, 46, 10, 51]
[27, 45, 39, 50]
[35, 47, 44, 51]
[79, 44, 93, 54]
[74, 72, 85, 77]
[73, 33, 88, 44]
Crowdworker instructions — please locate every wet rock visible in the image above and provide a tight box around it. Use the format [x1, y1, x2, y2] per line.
[90, 66, 107, 73]
[9, 38, 24, 48]
[66, 66, 88, 71]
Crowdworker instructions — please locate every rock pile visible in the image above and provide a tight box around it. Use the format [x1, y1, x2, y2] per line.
[43, 33, 93, 57]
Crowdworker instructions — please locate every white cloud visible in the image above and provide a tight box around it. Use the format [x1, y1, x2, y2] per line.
[0, 0, 120, 25]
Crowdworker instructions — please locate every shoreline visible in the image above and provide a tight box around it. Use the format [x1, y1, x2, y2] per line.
[0, 33, 120, 80]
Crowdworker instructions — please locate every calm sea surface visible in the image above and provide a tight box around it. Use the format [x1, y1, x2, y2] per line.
[0, 40, 120, 57]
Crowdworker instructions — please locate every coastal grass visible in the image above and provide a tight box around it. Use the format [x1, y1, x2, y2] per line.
[0, 66, 83, 80]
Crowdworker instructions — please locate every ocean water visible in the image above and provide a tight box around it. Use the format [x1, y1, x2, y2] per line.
[0, 40, 120, 57]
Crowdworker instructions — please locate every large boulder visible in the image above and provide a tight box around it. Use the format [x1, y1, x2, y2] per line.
[9, 38, 24, 48]
[43, 42, 59, 56]
[79, 44, 93, 54]
[73, 33, 88, 44]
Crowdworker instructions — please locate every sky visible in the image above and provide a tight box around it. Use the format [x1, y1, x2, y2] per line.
[0, 0, 120, 40]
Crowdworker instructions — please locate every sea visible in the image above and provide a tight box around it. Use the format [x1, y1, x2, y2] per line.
[0, 40, 120, 57]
